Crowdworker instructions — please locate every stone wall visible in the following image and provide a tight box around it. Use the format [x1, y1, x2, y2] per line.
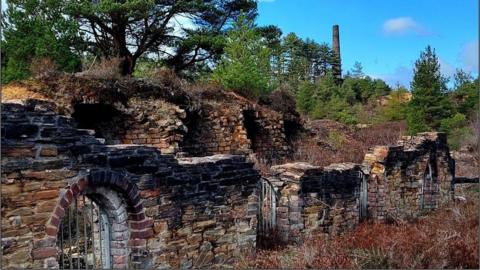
[1, 99, 259, 269]
[362, 132, 455, 221]
[180, 96, 291, 163]
[266, 162, 364, 242]
[264, 132, 455, 243]
[28, 75, 294, 161]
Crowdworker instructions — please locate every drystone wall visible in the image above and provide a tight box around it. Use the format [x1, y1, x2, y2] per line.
[363, 132, 455, 221]
[1, 99, 259, 269]
[266, 162, 365, 242]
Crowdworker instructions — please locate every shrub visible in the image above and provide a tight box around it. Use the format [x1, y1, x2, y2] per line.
[290, 121, 406, 167]
[440, 113, 471, 150]
[250, 193, 479, 269]
[259, 88, 297, 115]
[296, 81, 316, 114]
[80, 57, 122, 80]
[379, 89, 409, 121]
[29, 57, 58, 78]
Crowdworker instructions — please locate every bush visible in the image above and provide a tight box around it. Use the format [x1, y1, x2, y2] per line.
[249, 194, 479, 269]
[296, 81, 316, 114]
[259, 88, 297, 115]
[440, 113, 471, 150]
[313, 96, 358, 125]
[80, 57, 122, 80]
[29, 57, 58, 78]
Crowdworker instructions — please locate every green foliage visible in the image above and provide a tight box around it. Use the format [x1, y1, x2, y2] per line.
[440, 113, 468, 131]
[1, 0, 83, 83]
[373, 79, 391, 97]
[268, 32, 334, 95]
[296, 81, 316, 113]
[211, 14, 272, 98]
[327, 130, 347, 149]
[452, 69, 479, 116]
[439, 113, 471, 150]
[132, 57, 164, 78]
[407, 46, 454, 134]
[313, 95, 358, 125]
[378, 87, 409, 121]
[350, 61, 364, 78]
[65, 0, 257, 75]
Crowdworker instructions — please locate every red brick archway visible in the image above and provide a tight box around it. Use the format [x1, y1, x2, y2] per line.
[39, 170, 153, 268]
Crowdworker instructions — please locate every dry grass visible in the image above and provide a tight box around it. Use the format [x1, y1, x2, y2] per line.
[29, 57, 58, 78]
[244, 193, 479, 269]
[79, 57, 123, 80]
[290, 120, 407, 167]
[1, 82, 49, 101]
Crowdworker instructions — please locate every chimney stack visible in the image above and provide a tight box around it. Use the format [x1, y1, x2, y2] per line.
[332, 25, 342, 83]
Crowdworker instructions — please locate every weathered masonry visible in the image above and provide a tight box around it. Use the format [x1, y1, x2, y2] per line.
[262, 133, 456, 242]
[30, 75, 296, 163]
[1, 100, 259, 268]
[1, 99, 460, 269]
[363, 133, 455, 221]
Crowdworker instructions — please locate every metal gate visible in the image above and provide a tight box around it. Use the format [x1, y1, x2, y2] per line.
[421, 162, 438, 210]
[58, 195, 112, 269]
[258, 177, 277, 236]
[359, 172, 368, 220]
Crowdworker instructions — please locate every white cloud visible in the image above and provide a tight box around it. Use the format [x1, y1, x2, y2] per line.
[382, 17, 427, 36]
[438, 58, 456, 79]
[459, 41, 479, 73]
[372, 66, 413, 88]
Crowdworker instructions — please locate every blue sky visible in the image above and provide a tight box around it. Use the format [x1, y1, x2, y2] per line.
[257, 0, 479, 88]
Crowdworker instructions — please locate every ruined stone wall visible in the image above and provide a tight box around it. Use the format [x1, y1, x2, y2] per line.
[267, 162, 364, 242]
[263, 132, 455, 243]
[181, 104, 251, 156]
[180, 99, 291, 162]
[1, 100, 259, 269]
[363, 132, 455, 221]
[35, 75, 293, 161]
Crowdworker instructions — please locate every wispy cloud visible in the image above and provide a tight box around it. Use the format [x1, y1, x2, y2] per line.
[371, 66, 413, 88]
[382, 17, 428, 36]
[459, 41, 479, 73]
[438, 58, 456, 79]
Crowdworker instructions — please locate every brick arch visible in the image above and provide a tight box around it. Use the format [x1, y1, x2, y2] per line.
[43, 170, 154, 268]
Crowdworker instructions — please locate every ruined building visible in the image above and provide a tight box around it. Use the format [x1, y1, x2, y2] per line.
[0, 75, 465, 269]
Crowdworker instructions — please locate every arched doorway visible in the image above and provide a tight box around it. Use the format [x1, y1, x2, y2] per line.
[45, 170, 154, 269]
[57, 186, 129, 269]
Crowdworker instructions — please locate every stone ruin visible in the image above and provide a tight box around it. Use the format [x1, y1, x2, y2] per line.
[0, 78, 469, 269]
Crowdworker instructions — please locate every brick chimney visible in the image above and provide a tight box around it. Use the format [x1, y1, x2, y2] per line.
[332, 25, 342, 84]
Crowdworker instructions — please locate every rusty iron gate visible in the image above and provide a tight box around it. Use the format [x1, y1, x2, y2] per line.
[58, 195, 112, 269]
[258, 177, 278, 236]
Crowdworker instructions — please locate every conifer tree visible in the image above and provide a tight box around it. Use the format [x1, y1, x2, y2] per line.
[407, 46, 454, 134]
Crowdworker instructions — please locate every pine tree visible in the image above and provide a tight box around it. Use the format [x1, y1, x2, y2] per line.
[406, 46, 454, 134]
[211, 14, 271, 98]
[296, 81, 315, 114]
[1, 0, 83, 83]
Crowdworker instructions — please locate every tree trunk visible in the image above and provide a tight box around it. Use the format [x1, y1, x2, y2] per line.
[120, 54, 136, 76]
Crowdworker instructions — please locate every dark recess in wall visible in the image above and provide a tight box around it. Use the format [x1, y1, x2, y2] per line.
[180, 109, 204, 156]
[71, 103, 122, 139]
[243, 110, 260, 152]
